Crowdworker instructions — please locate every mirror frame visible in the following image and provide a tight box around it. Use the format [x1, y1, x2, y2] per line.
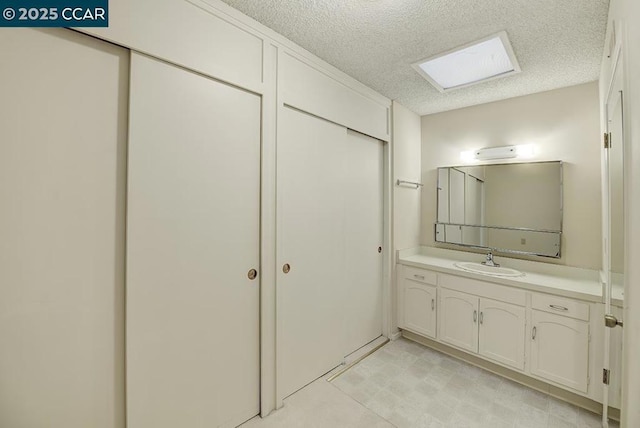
[435, 160, 563, 258]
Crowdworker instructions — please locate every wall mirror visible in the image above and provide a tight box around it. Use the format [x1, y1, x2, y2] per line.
[435, 161, 563, 257]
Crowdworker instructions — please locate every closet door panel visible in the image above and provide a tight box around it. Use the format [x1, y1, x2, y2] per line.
[277, 107, 347, 398]
[0, 28, 127, 428]
[127, 53, 260, 428]
[344, 130, 384, 352]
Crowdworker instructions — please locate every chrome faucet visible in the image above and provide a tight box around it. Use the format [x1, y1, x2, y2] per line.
[482, 251, 500, 267]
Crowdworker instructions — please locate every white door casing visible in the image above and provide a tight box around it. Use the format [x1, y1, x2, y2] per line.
[602, 38, 626, 424]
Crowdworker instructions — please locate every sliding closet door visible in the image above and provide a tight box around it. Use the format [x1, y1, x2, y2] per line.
[344, 130, 384, 352]
[277, 107, 348, 398]
[0, 29, 127, 428]
[277, 109, 385, 398]
[127, 53, 260, 428]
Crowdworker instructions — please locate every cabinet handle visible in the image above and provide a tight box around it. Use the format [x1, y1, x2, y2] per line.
[431, 299, 435, 311]
[532, 326, 537, 340]
[282, 263, 291, 274]
[549, 304, 569, 312]
[414, 274, 425, 280]
[479, 311, 484, 325]
[473, 310, 477, 323]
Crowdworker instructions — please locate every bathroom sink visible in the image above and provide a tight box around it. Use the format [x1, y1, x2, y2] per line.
[454, 262, 524, 277]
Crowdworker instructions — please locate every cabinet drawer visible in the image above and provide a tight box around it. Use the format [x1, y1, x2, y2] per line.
[439, 273, 526, 306]
[532, 294, 589, 321]
[403, 266, 437, 285]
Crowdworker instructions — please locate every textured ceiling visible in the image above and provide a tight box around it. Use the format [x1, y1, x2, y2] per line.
[219, 0, 610, 115]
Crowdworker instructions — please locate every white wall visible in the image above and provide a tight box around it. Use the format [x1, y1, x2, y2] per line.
[392, 101, 422, 332]
[393, 101, 422, 251]
[421, 82, 602, 269]
[599, 0, 640, 425]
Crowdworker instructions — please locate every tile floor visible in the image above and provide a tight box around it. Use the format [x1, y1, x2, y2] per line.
[243, 337, 613, 428]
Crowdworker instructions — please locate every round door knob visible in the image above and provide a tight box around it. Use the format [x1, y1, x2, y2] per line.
[247, 269, 258, 280]
[282, 263, 291, 274]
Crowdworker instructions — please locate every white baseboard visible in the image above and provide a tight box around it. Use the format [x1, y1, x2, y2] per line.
[390, 330, 402, 341]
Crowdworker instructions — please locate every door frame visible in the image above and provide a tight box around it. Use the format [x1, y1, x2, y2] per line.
[601, 23, 626, 427]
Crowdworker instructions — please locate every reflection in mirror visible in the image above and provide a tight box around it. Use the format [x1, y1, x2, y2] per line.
[435, 224, 561, 257]
[436, 161, 563, 257]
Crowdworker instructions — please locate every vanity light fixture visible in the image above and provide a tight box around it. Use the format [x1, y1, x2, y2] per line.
[412, 31, 521, 92]
[515, 143, 535, 159]
[475, 145, 518, 160]
[460, 144, 536, 162]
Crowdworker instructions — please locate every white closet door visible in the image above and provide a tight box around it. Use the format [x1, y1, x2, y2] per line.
[0, 29, 127, 428]
[277, 107, 347, 398]
[344, 130, 384, 353]
[127, 53, 260, 428]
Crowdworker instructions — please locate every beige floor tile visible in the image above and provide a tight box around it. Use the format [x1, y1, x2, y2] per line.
[514, 402, 549, 428]
[521, 388, 551, 412]
[576, 409, 606, 428]
[248, 338, 608, 428]
[241, 377, 393, 428]
[548, 414, 578, 428]
[548, 398, 579, 424]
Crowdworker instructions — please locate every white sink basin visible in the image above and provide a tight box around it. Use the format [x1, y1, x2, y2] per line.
[454, 262, 524, 277]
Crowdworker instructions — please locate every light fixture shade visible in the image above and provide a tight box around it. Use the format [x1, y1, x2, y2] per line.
[412, 31, 521, 92]
[474, 146, 517, 160]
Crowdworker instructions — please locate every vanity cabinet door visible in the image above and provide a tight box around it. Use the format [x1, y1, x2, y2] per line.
[402, 280, 437, 339]
[530, 310, 589, 393]
[440, 289, 479, 353]
[478, 298, 526, 370]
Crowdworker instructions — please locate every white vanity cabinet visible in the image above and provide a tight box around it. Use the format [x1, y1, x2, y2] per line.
[397, 251, 609, 406]
[478, 298, 526, 370]
[530, 294, 590, 393]
[439, 288, 526, 370]
[398, 266, 437, 338]
[439, 289, 478, 353]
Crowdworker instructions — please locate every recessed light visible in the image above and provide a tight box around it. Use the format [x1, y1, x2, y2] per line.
[412, 31, 521, 92]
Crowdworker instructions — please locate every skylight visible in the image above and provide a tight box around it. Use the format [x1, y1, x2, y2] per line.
[412, 31, 521, 92]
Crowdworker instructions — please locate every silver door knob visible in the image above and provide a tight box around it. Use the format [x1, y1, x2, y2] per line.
[282, 263, 291, 274]
[604, 314, 623, 328]
[247, 269, 258, 280]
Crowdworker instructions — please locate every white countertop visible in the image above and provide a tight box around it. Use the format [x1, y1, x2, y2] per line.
[397, 247, 624, 306]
